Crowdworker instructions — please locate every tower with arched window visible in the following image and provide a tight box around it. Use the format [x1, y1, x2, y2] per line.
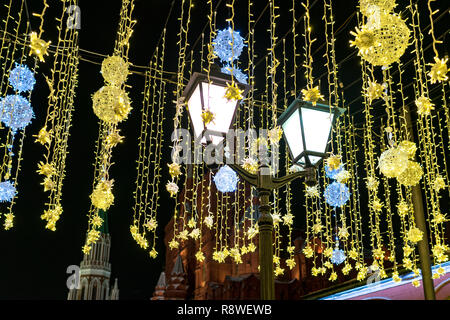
[67, 210, 119, 300]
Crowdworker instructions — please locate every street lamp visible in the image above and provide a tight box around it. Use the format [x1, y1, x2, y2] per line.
[183, 69, 344, 299]
[278, 98, 346, 167]
[228, 97, 345, 300]
[182, 68, 249, 146]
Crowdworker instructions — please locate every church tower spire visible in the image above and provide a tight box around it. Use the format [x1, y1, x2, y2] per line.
[68, 210, 118, 300]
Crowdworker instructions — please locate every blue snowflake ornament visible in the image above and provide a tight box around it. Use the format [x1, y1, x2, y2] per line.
[331, 248, 346, 265]
[8, 63, 36, 93]
[213, 28, 245, 63]
[0, 180, 17, 202]
[0, 95, 34, 131]
[214, 165, 239, 193]
[324, 181, 350, 207]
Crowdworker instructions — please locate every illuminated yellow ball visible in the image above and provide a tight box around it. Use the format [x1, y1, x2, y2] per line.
[360, 13, 410, 66]
[398, 140, 417, 159]
[359, 0, 396, 16]
[397, 160, 423, 187]
[91, 181, 114, 210]
[101, 56, 129, 86]
[378, 147, 409, 178]
[92, 85, 132, 123]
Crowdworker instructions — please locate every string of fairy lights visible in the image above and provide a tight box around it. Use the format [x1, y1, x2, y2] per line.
[0, 0, 448, 289]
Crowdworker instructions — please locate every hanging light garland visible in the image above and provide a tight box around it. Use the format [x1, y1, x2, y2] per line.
[83, 0, 136, 254]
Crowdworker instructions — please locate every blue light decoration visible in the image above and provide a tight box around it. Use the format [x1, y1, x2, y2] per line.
[0, 94, 34, 131]
[324, 181, 350, 207]
[214, 165, 239, 193]
[221, 65, 248, 84]
[331, 247, 347, 265]
[213, 28, 245, 63]
[8, 63, 36, 93]
[0, 180, 17, 202]
[325, 164, 344, 180]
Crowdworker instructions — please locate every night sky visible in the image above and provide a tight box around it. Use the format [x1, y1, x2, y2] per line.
[0, 0, 448, 300]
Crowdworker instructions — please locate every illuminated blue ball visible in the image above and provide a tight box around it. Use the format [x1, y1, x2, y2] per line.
[9, 63, 36, 93]
[0, 180, 17, 202]
[324, 181, 350, 207]
[0, 95, 34, 131]
[214, 165, 239, 193]
[331, 248, 346, 265]
[221, 65, 248, 84]
[325, 164, 344, 180]
[213, 28, 245, 63]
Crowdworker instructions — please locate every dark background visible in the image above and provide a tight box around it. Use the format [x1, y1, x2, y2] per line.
[0, 0, 448, 299]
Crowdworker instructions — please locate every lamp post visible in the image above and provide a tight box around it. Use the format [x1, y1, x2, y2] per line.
[182, 67, 344, 299]
[229, 98, 345, 299]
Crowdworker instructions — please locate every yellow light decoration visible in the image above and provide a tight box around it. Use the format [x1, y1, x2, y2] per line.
[34, 127, 52, 145]
[201, 109, 215, 125]
[168, 163, 182, 179]
[415, 95, 435, 116]
[433, 175, 446, 192]
[268, 126, 283, 145]
[359, 0, 397, 17]
[37, 162, 55, 177]
[41, 177, 56, 192]
[40, 204, 63, 232]
[90, 180, 115, 210]
[90, 215, 104, 228]
[365, 81, 385, 103]
[3, 213, 14, 230]
[397, 160, 423, 187]
[352, 13, 409, 66]
[195, 251, 205, 262]
[378, 147, 408, 178]
[105, 130, 124, 148]
[397, 201, 410, 217]
[326, 154, 341, 170]
[301, 86, 324, 106]
[92, 85, 132, 124]
[224, 81, 243, 101]
[166, 181, 179, 197]
[407, 227, 423, 243]
[428, 56, 448, 84]
[29, 32, 51, 62]
[335, 169, 351, 183]
[365, 176, 379, 191]
[100, 56, 129, 86]
[398, 140, 417, 159]
[350, 27, 377, 56]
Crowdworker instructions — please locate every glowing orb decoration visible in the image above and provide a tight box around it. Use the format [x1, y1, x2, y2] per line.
[378, 147, 409, 178]
[397, 160, 423, 187]
[415, 95, 434, 116]
[100, 56, 129, 86]
[213, 28, 245, 63]
[29, 32, 51, 62]
[90, 180, 115, 210]
[92, 85, 132, 123]
[428, 56, 449, 84]
[0, 180, 17, 202]
[214, 165, 239, 193]
[221, 65, 248, 84]
[0, 94, 34, 131]
[331, 248, 347, 265]
[325, 164, 344, 180]
[352, 13, 409, 66]
[324, 181, 350, 208]
[359, 0, 397, 17]
[398, 140, 417, 159]
[9, 63, 36, 92]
